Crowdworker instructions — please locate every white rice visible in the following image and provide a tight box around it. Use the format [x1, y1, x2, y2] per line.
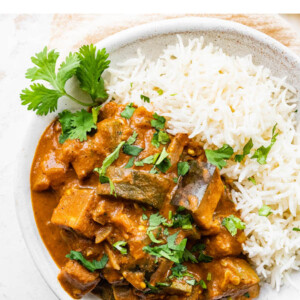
[104, 36, 300, 290]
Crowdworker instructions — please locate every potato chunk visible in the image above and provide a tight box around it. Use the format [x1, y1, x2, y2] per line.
[172, 160, 224, 229]
[203, 257, 260, 299]
[51, 188, 99, 238]
[58, 260, 100, 299]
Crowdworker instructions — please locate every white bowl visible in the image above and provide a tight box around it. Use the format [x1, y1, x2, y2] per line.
[15, 17, 300, 300]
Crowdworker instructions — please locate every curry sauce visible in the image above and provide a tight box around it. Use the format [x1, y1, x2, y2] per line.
[31, 102, 260, 299]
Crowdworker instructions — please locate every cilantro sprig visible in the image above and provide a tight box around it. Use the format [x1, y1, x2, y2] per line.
[205, 144, 234, 169]
[66, 250, 108, 272]
[21, 45, 110, 115]
[222, 215, 246, 236]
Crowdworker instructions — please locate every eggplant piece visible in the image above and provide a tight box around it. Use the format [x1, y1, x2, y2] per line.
[172, 160, 224, 229]
[112, 286, 139, 300]
[149, 258, 173, 286]
[97, 167, 174, 209]
[58, 260, 100, 299]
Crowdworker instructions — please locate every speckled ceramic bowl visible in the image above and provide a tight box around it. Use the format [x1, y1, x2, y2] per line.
[15, 17, 300, 300]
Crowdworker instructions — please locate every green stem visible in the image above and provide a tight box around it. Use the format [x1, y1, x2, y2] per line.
[65, 93, 95, 107]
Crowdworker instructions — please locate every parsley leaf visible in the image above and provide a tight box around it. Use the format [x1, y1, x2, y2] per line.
[235, 138, 253, 162]
[140, 94, 150, 103]
[205, 144, 234, 169]
[151, 113, 166, 130]
[76, 44, 110, 101]
[58, 109, 97, 143]
[66, 250, 108, 272]
[113, 241, 127, 255]
[177, 162, 190, 176]
[121, 103, 136, 119]
[222, 215, 246, 236]
[251, 124, 279, 164]
[258, 205, 272, 217]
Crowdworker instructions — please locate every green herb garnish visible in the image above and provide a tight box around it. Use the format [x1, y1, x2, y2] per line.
[113, 241, 128, 255]
[151, 113, 166, 130]
[121, 103, 136, 119]
[222, 215, 246, 236]
[235, 138, 253, 162]
[251, 124, 279, 164]
[66, 250, 108, 272]
[205, 144, 234, 169]
[258, 205, 272, 217]
[140, 94, 150, 103]
[177, 161, 190, 176]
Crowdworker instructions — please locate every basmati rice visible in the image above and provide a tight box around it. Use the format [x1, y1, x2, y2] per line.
[104, 35, 300, 290]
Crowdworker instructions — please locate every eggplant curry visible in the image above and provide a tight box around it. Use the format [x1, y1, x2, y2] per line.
[30, 102, 260, 300]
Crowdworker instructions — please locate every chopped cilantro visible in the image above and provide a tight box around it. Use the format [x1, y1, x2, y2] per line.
[66, 250, 108, 272]
[127, 131, 138, 145]
[248, 176, 257, 185]
[207, 272, 212, 281]
[155, 147, 171, 173]
[205, 144, 234, 169]
[199, 280, 207, 289]
[58, 109, 97, 143]
[293, 228, 300, 231]
[258, 205, 272, 217]
[186, 279, 197, 286]
[142, 213, 148, 220]
[157, 89, 164, 95]
[113, 241, 127, 255]
[151, 113, 166, 130]
[191, 243, 213, 263]
[222, 215, 246, 236]
[244, 292, 250, 298]
[168, 211, 173, 220]
[251, 124, 279, 164]
[182, 249, 198, 263]
[235, 138, 253, 162]
[156, 282, 170, 287]
[148, 231, 163, 244]
[173, 213, 193, 230]
[140, 94, 150, 103]
[163, 228, 169, 236]
[177, 206, 186, 212]
[169, 264, 193, 279]
[173, 177, 178, 183]
[91, 105, 101, 124]
[149, 213, 167, 230]
[121, 103, 136, 119]
[177, 161, 190, 176]
[123, 143, 144, 156]
[125, 157, 135, 168]
[135, 154, 159, 167]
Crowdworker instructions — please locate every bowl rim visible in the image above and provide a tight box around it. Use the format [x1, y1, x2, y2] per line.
[14, 16, 300, 300]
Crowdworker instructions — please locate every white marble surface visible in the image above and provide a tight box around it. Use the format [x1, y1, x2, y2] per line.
[0, 13, 300, 300]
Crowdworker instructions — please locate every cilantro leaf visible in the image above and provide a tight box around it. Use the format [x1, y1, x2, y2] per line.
[248, 176, 257, 185]
[258, 205, 272, 217]
[169, 264, 193, 279]
[199, 280, 207, 289]
[155, 147, 171, 173]
[21, 84, 62, 116]
[151, 131, 160, 148]
[140, 94, 150, 103]
[235, 138, 253, 162]
[58, 109, 97, 143]
[186, 279, 196, 286]
[56, 52, 81, 90]
[158, 131, 170, 144]
[113, 241, 127, 255]
[76, 44, 110, 101]
[178, 162, 190, 176]
[149, 213, 167, 229]
[173, 213, 193, 230]
[198, 251, 213, 263]
[182, 249, 198, 263]
[125, 157, 135, 169]
[135, 154, 159, 167]
[95, 141, 125, 177]
[148, 231, 163, 244]
[251, 124, 279, 164]
[151, 113, 166, 130]
[66, 250, 108, 272]
[127, 131, 138, 145]
[222, 215, 246, 236]
[123, 144, 144, 156]
[205, 144, 234, 169]
[142, 214, 148, 220]
[121, 103, 136, 119]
